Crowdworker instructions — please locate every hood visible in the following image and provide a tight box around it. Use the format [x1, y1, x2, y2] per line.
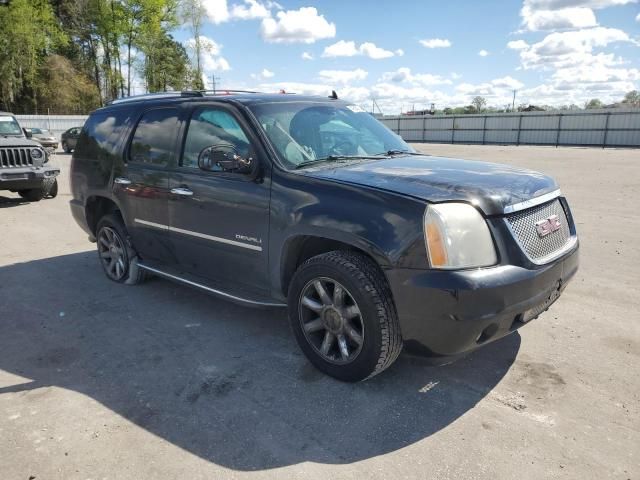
[0, 136, 43, 148]
[301, 155, 558, 216]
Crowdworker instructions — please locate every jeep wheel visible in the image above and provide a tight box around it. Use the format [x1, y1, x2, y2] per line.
[18, 188, 46, 202]
[96, 213, 146, 285]
[288, 251, 403, 382]
[44, 178, 58, 199]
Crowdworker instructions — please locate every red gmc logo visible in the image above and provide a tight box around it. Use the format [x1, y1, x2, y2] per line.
[535, 214, 562, 237]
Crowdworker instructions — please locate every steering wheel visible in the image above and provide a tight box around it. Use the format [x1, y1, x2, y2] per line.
[328, 140, 356, 156]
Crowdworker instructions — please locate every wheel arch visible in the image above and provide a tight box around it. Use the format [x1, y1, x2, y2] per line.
[85, 195, 122, 236]
[279, 233, 390, 298]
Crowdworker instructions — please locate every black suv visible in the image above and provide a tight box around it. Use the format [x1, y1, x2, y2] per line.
[69, 91, 579, 381]
[1, 112, 60, 201]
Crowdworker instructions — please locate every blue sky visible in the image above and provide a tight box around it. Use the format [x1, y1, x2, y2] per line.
[169, 0, 640, 113]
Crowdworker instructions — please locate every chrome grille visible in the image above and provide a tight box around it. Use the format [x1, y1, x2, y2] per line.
[0, 147, 34, 168]
[506, 199, 572, 263]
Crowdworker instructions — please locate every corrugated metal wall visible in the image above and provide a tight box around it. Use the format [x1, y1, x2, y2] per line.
[378, 108, 640, 148]
[15, 115, 88, 137]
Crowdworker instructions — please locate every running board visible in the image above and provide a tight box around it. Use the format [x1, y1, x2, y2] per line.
[138, 264, 286, 308]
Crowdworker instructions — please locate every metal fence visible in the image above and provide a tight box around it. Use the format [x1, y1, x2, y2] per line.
[15, 115, 88, 138]
[378, 108, 640, 148]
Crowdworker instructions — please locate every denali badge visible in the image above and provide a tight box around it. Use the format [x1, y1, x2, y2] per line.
[535, 214, 562, 238]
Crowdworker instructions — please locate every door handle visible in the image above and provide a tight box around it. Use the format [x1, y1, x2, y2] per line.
[171, 187, 194, 197]
[114, 177, 132, 185]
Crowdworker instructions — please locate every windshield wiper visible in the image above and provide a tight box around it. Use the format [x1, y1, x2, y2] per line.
[375, 150, 424, 156]
[294, 155, 381, 169]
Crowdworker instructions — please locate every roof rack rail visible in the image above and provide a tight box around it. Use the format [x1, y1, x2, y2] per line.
[108, 91, 203, 105]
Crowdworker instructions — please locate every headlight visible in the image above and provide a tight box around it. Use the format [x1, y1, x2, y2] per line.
[424, 203, 497, 269]
[30, 148, 43, 160]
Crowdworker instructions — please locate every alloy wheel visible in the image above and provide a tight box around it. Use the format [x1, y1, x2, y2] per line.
[97, 226, 128, 281]
[298, 277, 364, 364]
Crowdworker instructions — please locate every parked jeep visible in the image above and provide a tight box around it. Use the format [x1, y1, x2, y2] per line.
[0, 112, 59, 201]
[69, 91, 579, 381]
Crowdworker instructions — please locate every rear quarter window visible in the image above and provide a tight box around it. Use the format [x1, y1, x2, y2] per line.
[75, 109, 133, 159]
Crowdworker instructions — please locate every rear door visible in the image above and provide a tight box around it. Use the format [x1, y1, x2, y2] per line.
[113, 107, 182, 263]
[168, 103, 271, 295]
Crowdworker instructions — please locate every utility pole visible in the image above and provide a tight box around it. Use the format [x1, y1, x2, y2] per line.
[210, 74, 222, 93]
[512, 90, 517, 112]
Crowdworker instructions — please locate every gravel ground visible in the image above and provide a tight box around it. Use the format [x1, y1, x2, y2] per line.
[0, 144, 638, 480]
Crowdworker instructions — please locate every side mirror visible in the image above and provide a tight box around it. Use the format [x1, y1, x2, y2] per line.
[198, 144, 254, 174]
[23, 128, 32, 139]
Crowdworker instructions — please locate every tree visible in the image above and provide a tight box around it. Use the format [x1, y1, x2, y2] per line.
[622, 90, 640, 107]
[0, 0, 66, 112]
[471, 96, 487, 113]
[585, 98, 603, 109]
[181, 0, 205, 89]
[143, 34, 192, 92]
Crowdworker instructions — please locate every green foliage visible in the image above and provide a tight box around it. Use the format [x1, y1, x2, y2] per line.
[622, 90, 639, 107]
[584, 98, 604, 109]
[0, 0, 66, 112]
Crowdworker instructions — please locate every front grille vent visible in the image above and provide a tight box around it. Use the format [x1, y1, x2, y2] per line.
[506, 199, 572, 263]
[0, 147, 35, 168]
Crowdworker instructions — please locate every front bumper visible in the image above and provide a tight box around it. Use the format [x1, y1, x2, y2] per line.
[386, 243, 579, 358]
[0, 165, 60, 190]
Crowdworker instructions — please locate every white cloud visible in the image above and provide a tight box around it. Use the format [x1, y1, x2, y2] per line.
[251, 68, 275, 80]
[451, 72, 463, 80]
[185, 36, 231, 72]
[508, 40, 530, 50]
[318, 68, 368, 84]
[380, 67, 453, 86]
[520, 6, 597, 31]
[636, 12, 640, 20]
[260, 7, 336, 44]
[419, 38, 452, 48]
[230, 0, 270, 20]
[202, 0, 281, 23]
[478, 49, 490, 56]
[395, 49, 405, 56]
[302, 52, 314, 60]
[359, 42, 395, 59]
[456, 77, 525, 98]
[322, 40, 400, 59]
[322, 40, 359, 57]
[519, 0, 637, 31]
[202, 0, 230, 24]
[518, 27, 634, 70]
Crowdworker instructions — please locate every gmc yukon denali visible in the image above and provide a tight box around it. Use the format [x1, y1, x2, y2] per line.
[69, 91, 579, 382]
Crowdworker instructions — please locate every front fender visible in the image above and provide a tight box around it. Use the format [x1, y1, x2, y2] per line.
[269, 170, 429, 296]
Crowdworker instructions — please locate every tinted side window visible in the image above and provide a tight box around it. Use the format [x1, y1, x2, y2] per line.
[75, 109, 132, 158]
[129, 108, 179, 167]
[182, 108, 250, 169]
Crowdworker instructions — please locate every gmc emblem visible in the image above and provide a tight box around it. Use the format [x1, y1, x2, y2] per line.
[535, 214, 562, 238]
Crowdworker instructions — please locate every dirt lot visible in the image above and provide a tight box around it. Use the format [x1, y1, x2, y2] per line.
[1, 144, 638, 480]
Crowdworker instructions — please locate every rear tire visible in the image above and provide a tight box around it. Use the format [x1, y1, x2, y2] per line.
[288, 251, 403, 382]
[18, 188, 46, 202]
[95, 213, 147, 285]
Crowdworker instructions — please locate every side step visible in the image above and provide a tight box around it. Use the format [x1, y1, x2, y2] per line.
[138, 263, 286, 308]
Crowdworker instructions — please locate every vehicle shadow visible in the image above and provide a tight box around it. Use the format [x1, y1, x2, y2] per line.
[0, 251, 520, 471]
[0, 195, 29, 208]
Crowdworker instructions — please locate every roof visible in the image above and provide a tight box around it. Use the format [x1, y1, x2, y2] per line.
[99, 90, 345, 112]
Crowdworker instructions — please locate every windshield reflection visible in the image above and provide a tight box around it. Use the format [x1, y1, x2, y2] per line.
[249, 102, 414, 169]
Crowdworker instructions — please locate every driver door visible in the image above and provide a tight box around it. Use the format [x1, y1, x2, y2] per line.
[168, 104, 271, 296]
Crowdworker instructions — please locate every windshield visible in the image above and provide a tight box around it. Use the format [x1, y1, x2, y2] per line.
[31, 128, 50, 135]
[0, 115, 23, 136]
[248, 102, 413, 169]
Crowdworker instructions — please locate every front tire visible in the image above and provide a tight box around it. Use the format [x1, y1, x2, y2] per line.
[62, 141, 71, 153]
[18, 187, 46, 202]
[288, 251, 403, 382]
[96, 213, 146, 285]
